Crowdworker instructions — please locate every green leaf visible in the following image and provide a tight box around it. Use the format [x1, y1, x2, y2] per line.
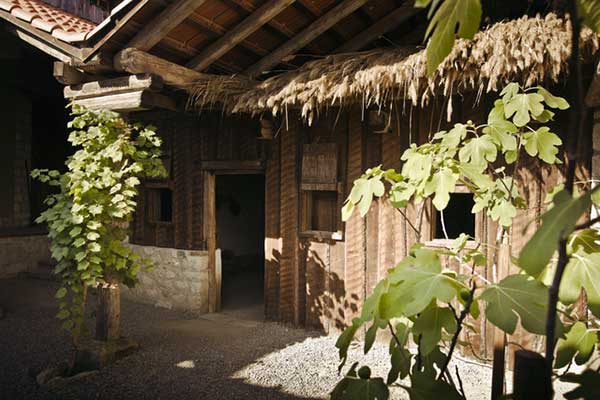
[330, 374, 389, 400]
[69, 227, 82, 238]
[86, 232, 100, 241]
[387, 342, 412, 384]
[56, 309, 70, 320]
[409, 371, 465, 400]
[429, 168, 458, 210]
[555, 322, 597, 368]
[458, 136, 497, 171]
[364, 320, 379, 354]
[386, 248, 464, 316]
[504, 93, 545, 127]
[412, 304, 457, 355]
[342, 201, 355, 222]
[55, 287, 67, 299]
[537, 87, 569, 110]
[559, 251, 600, 317]
[523, 127, 562, 164]
[479, 274, 551, 335]
[519, 190, 592, 277]
[438, 123, 467, 150]
[336, 318, 362, 371]
[567, 229, 600, 254]
[424, 0, 482, 75]
[489, 201, 517, 228]
[562, 369, 600, 400]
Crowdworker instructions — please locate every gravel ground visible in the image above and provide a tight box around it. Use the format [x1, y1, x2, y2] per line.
[0, 278, 575, 400]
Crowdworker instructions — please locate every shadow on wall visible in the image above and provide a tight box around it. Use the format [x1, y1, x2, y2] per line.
[303, 241, 359, 334]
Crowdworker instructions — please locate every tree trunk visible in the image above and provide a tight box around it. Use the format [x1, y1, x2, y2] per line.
[514, 350, 551, 400]
[95, 278, 120, 341]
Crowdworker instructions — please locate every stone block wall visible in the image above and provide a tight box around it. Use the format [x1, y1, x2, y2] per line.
[123, 244, 210, 312]
[0, 234, 51, 278]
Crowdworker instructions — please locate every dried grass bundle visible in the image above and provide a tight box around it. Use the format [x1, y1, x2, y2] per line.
[190, 14, 599, 123]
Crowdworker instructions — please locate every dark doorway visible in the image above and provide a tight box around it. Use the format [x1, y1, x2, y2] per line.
[216, 174, 265, 319]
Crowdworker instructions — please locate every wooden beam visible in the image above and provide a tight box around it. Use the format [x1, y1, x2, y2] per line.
[127, 0, 209, 51]
[199, 160, 265, 170]
[334, 2, 420, 53]
[114, 48, 237, 88]
[245, 0, 370, 77]
[71, 52, 114, 74]
[54, 62, 96, 85]
[187, 0, 295, 71]
[64, 74, 162, 100]
[72, 90, 177, 112]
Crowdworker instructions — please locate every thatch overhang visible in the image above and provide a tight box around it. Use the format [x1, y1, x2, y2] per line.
[191, 14, 600, 123]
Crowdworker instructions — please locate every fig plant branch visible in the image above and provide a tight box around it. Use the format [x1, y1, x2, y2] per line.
[544, 0, 584, 390]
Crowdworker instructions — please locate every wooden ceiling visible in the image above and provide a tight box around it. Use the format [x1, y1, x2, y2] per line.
[99, 0, 426, 77]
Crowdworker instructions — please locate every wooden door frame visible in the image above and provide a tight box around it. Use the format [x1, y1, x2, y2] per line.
[202, 161, 265, 313]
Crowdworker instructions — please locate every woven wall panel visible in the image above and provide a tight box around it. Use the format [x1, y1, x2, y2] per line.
[328, 241, 346, 334]
[344, 110, 367, 325]
[305, 241, 329, 329]
[279, 122, 300, 323]
[265, 136, 281, 320]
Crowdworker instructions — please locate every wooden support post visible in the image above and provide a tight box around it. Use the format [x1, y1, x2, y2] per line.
[513, 350, 551, 400]
[95, 278, 120, 341]
[204, 172, 219, 313]
[491, 233, 510, 399]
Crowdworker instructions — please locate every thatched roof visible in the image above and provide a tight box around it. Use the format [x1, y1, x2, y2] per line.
[190, 13, 599, 123]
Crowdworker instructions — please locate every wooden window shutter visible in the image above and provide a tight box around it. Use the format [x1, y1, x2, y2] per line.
[301, 143, 338, 191]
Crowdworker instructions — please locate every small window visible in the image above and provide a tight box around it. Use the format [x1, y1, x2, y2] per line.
[310, 191, 337, 232]
[434, 192, 475, 239]
[300, 189, 341, 239]
[147, 188, 173, 223]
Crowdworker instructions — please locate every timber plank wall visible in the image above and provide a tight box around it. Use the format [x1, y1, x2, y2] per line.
[265, 93, 591, 361]
[130, 110, 262, 250]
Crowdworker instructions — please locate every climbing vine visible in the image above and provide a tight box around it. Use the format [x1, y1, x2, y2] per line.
[330, 0, 600, 397]
[331, 83, 600, 399]
[32, 105, 166, 336]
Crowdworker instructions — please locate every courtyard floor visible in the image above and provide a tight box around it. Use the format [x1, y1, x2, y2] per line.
[0, 278, 576, 400]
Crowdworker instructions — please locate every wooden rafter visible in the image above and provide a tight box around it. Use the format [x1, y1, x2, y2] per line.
[295, 0, 346, 43]
[127, 0, 209, 51]
[334, 1, 420, 53]
[124, 19, 243, 73]
[113, 48, 251, 89]
[225, 0, 295, 38]
[245, 0, 370, 77]
[186, 13, 270, 57]
[187, 0, 295, 71]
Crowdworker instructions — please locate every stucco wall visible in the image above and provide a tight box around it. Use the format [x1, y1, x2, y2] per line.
[123, 244, 210, 312]
[0, 234, 51, 278]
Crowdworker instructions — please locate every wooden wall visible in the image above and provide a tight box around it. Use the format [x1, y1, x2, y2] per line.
[130, 110, 262, 251]
[264, 93, 592, 359]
